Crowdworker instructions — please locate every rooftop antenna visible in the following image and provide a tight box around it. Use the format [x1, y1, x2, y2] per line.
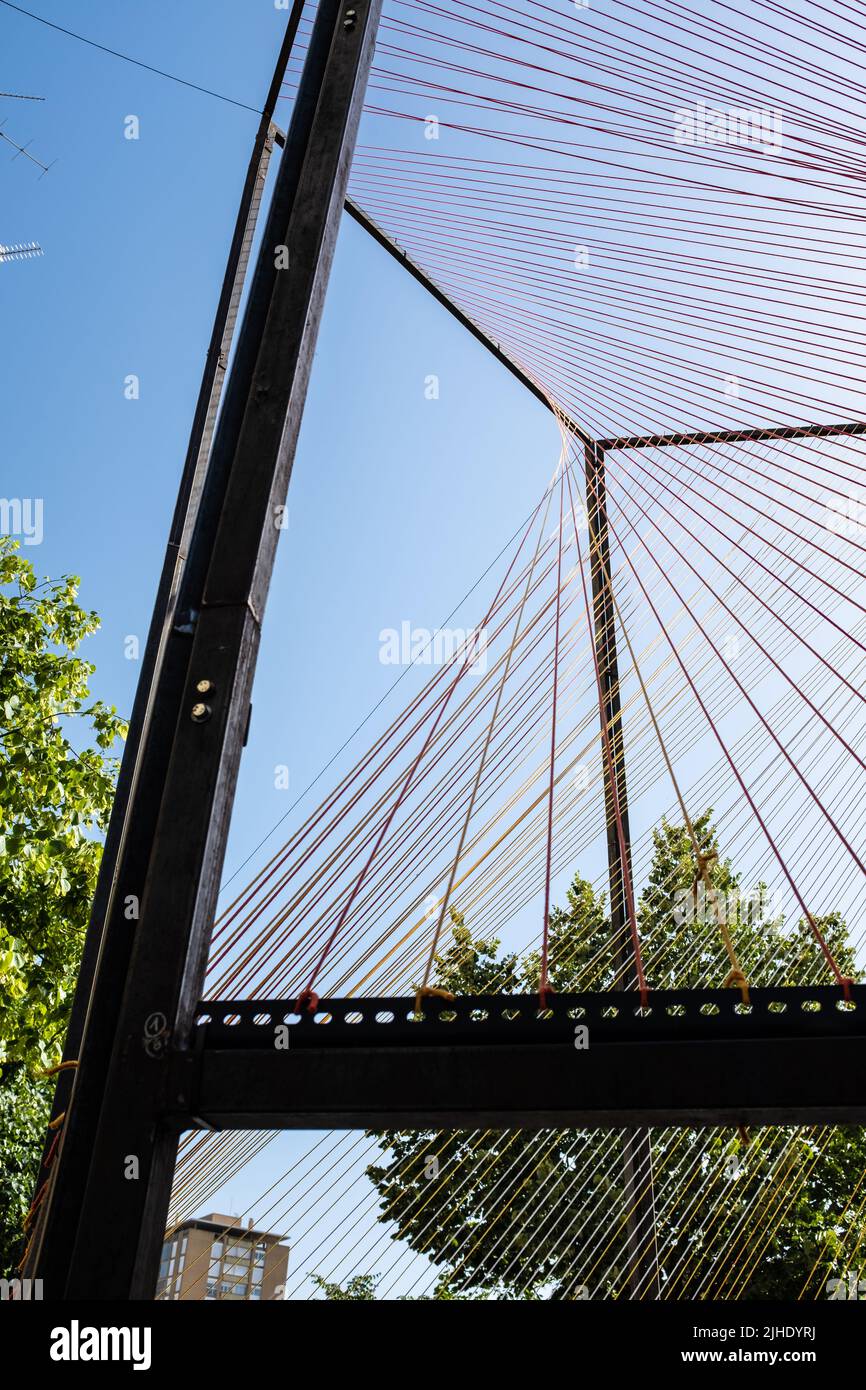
[0, 121, 54, 176]
[0, 241, 43, 263]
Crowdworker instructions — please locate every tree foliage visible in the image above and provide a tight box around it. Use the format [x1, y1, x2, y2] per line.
[359, 813, 864, 1299]
[0, 538, 125, 1274]
[311, 1271, 465, 1300]
[311, 1273, 380, 1301]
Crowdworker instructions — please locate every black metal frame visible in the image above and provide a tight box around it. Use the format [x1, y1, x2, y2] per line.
[175, 986, 866, 1130]
[196, 984, 866, 1047]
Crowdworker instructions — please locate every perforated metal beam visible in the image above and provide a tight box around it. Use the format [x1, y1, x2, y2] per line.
[598, 419, 866, 451]
[173, 987, 866, 1130]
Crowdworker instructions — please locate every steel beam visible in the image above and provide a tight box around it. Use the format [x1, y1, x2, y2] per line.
[176, 1038, 866, 1129]
[174, 985, 866, 1130]
[179, 1039, 866, 1134]
[26, 11, 303, 1289]
[584, 444, 633, 985]
[40, 0, 382, 1301]
[583, 441, 661, 1297]
[180, 988, 866, 1129]
[197, 984, 866, 1045]
[598, 419, 866, 452]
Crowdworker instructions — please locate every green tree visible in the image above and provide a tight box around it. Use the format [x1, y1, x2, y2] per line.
[311, 1271, 466, 1300]
[363, 814, 864, 1299]
[311, 1273, 380, 1300]
[0, 538, 125, 1275]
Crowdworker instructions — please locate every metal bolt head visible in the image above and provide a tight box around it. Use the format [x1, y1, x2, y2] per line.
[191, 702, 211, 723]
[196, 678, 214, 695]
[343, 8, 357, 29]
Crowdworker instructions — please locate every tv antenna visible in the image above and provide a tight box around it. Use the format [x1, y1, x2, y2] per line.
[0, 241, 43, 263]
[0, 120, 54, 176]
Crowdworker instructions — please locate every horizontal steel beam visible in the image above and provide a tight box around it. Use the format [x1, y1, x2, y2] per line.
[194, 985, 864, 1046]
[598, 418, 866, 452]
[169, 988, 866, 1130]
[172, 1037, 866, 1130]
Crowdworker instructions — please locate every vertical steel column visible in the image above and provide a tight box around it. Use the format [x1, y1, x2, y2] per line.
[27, 8, 305, 1292]
[36, 0, 382, 1300]
[584, 441, 661, 1300]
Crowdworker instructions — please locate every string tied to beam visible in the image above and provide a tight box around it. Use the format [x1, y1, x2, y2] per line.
[39, 1059, 78, 1078]
[724, 969, 751, 1008]
[538, 984, 556, 1013]
[22, 1058, 80, 1259]
[413, 985, 456, 1015]
[295, 989, 319, 1014]
[694, 849, 719, 880]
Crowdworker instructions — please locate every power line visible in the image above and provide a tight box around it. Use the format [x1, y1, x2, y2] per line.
[0, 0, 263, 115]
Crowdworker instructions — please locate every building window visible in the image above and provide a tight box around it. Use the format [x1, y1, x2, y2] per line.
[203, 1232, 271, 1300]
[156, 1233, 187, 1301]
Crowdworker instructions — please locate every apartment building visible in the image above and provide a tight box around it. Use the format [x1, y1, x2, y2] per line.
[157, 1213, 289, 1300]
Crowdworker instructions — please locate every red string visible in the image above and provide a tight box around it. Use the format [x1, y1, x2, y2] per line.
[570, 450, 854, 993]
[297, 489, 550, 1009]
